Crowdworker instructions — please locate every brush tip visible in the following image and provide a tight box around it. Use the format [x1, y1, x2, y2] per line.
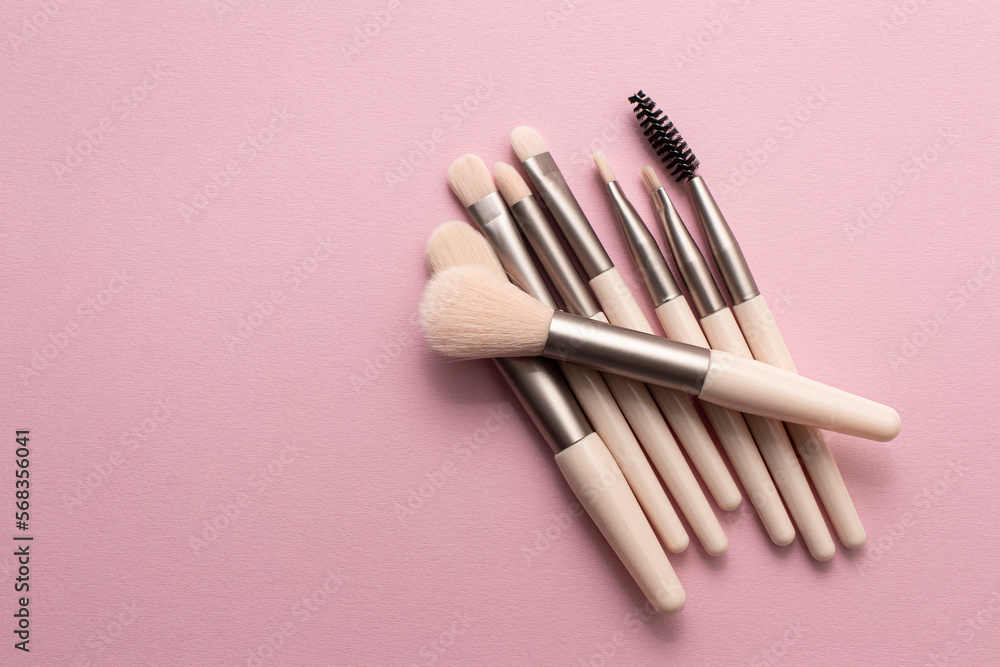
[419, 266, 553, 360]
[592, 151, 615, 185]
[629, 91, 700, 182]
[425, 221, 506, 277]
[510, 126, 547, 162]
[640, 165, 661, 194]
[447, 154, 496, 207]
[493, 161, 532, 207]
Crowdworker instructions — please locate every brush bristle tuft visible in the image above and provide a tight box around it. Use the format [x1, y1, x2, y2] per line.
[510, 126, 547, 162]
[420, 266, 553, 360]
[447, 154, 496, 207]
[426, 222, 507, 277]
[493, 162, 532, 206]
[628, 91, 700, 182]
[592, 151, 616, 185]
[640, 165, 662, 195]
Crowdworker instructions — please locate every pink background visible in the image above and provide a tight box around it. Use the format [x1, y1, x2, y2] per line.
[2, 1, 999, 664]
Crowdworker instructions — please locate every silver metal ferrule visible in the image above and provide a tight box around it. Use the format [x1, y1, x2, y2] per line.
[467, 193, 597, 453]
[543, 311, 712, 395]
[467, 191, 558, 309]
[521, 152, 613, 279]
[509, 195, 601, 318]
[493, 357, 592, 454]
[687, 176, 760, 303]
[606, 181, 681, 308]
[652, 187, 726, 318]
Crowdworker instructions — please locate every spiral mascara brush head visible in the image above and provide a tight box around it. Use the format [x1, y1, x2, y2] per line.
[628, 91, 700, 182]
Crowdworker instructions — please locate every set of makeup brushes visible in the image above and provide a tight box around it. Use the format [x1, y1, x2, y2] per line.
[418, 91, 901, 614]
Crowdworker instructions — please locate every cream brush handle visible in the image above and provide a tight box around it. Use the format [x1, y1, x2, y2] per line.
[555, 433, 686, 614]
[733, 294, 867, 548]
[559, 361, 689, 553]
[654, 297, 795, 546]
[589, 267, 742, 511]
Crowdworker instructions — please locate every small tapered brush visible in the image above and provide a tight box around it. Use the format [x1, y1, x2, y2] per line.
[630, 91, 870, 548]
[591, 148, 793, 547]
[590, 151, 742, 513]
[638, 165, 835, 561]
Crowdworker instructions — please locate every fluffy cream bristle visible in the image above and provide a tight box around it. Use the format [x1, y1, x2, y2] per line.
[592, 151, 616, 185]
[510, 126, 547, 162]
[447, 154, 496, 207]
[493, 162, 532, 206]
[420, 266, 553, 360]
[640, 165, 662, 195]
[425, 221, 506, 278]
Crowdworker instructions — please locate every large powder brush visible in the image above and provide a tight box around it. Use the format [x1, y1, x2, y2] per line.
[420, 266, 901, 442]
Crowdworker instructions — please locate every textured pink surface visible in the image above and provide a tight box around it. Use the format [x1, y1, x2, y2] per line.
[2, 1, 999, 664]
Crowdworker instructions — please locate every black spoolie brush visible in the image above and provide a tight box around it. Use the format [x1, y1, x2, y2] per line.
[627, 90, 870, 549]
[629, 91, 700, 181]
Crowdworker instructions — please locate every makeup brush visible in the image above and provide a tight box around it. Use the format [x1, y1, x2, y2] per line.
[447, 157, 692, 553]
[639, 166, 835, 560]
[496, 160, 743, 518]
[420, 266, 901, 442]
[425, 222, 686, 613]
[510, 129, 735, 520]
[590, 151, 795, 547]
[432, 223, 690, 554]
[492, 161, 732, 553]
[631, 91, 869, 548]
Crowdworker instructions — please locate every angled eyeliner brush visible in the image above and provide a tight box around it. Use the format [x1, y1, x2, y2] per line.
[638, 164, 835, 560]
[630, 91, 869, 548]
[591, 150, 796, 547]
[584, 154, 744, 511]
